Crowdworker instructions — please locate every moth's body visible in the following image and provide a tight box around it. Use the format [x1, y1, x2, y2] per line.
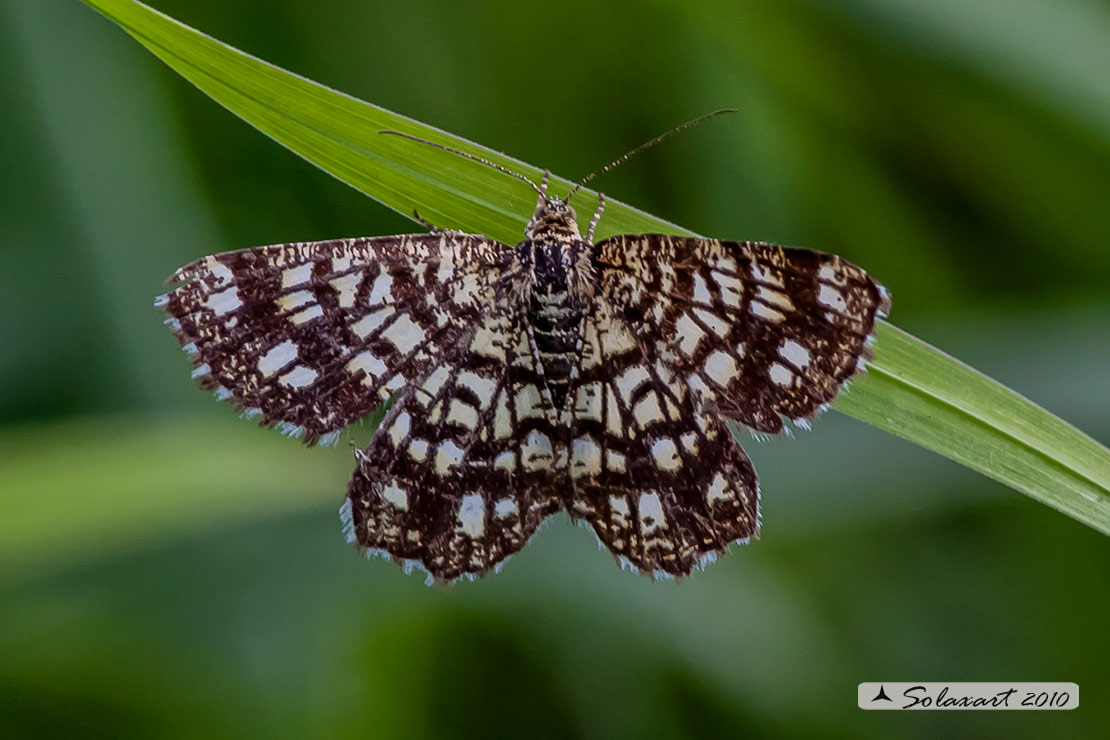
[161, 180, 890, 584]
[518, 199, 592, 413]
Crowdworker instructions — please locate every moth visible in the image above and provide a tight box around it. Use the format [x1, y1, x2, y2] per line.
[158, 114, 890, 582]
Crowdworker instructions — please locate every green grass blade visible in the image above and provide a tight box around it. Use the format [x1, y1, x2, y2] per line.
[837, 325, 1110, 533]
[80, 0, 1110, 534]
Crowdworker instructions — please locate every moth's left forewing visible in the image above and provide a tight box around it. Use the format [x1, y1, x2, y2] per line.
[592, 234, 889, 434]
[159, 234, 509, 445]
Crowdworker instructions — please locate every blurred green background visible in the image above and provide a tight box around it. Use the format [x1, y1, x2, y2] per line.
[2, 0, 1108, 737]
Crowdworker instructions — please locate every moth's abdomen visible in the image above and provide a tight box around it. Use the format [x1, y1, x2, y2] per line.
[530, 294, 582, 410]
[526, 239, 585, 411]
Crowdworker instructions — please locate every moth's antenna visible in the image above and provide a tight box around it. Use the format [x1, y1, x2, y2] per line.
[378, 130, 544, 196]
[564, 109, 738, 203]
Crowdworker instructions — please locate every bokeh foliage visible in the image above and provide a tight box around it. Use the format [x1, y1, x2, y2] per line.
[1, 0, 1108, 738]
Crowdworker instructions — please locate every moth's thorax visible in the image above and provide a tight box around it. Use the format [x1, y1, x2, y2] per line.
[521, 195, 595, 294]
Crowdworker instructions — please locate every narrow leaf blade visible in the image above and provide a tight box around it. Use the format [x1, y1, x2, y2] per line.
[81, 0, 1110, 534]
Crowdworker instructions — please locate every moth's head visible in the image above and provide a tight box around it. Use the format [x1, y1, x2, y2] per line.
[526, 192, 580, 240]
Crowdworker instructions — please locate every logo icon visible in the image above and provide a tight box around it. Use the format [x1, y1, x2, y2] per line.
[872, 685, 892, 702]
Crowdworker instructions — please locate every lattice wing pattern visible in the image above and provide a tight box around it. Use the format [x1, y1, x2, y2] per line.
[594, 235, 890, 434]
[159, 234, 509, 444]
[565, 306, 759, 577]
[159, 185, 892, 583]
[345, 308, 565, 582]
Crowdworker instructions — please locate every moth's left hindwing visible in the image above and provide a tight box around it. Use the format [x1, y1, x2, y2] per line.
[160, 234, 509, 444]
[344, 308, 564, 582]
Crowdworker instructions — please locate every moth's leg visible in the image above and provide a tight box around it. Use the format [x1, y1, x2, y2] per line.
[587, 193, 606, 242]
[411, 209, 462, 236]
